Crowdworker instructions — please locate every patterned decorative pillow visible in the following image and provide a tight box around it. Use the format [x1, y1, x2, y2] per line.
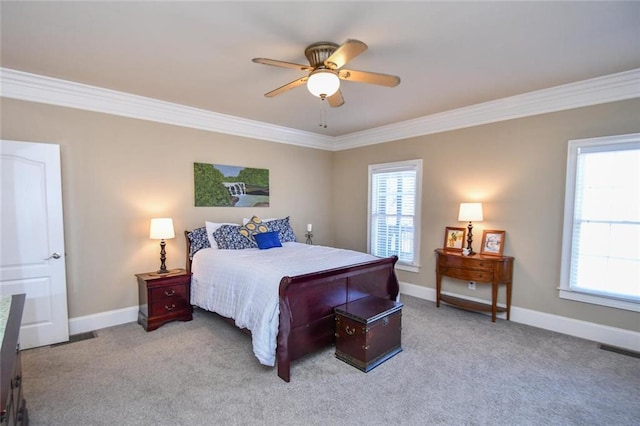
[266, 216, 297, 243]
[206, 221, 239, 249]
[187, 227, 211, 260]
[238, 215, 269, 240]
[213, 224, 257, 250]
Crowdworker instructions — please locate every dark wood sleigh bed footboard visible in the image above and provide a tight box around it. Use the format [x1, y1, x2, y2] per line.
[184, 231, 399, 382]
[276, 256, 399, 382]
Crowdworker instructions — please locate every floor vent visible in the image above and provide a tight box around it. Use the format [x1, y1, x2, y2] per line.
[51, 331, 97, 347]
[599, 344, 640, 359]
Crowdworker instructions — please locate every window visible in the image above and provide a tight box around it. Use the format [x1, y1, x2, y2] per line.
[560, 133, 640, 312]
[368, 159, 422, 272]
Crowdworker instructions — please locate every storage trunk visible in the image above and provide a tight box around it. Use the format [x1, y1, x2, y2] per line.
[334, 295, 403, 372]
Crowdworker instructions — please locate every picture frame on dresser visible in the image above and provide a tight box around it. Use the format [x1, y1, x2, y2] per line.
[481, 230, 506, 256]
[443, 227, 466, 252]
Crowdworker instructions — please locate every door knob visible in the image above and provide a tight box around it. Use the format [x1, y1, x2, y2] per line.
[45, 252, 61, 260]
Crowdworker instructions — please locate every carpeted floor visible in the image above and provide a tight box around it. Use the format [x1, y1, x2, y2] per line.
[21, 295, 640, 425]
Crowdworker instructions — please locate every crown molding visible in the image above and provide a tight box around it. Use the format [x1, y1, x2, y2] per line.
[333, 68, 640, 150]
[2, 67, 638, 152]
[0, 68, 333, 150]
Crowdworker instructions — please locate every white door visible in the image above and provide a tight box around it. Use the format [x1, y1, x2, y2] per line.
[1, 140, 69, 348]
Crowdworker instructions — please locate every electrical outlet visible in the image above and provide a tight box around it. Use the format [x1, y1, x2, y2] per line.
[468, 281, 476, 290]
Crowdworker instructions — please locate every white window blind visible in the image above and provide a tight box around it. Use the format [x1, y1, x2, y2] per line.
[560, 134, 640, 311]
[368, 160, 422, 270]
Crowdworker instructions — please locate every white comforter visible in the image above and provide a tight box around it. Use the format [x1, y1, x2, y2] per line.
[190, 242, 377, 366]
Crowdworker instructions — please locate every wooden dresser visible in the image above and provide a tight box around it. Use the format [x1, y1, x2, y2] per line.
[1, 293, 28, 426]
[434, 249, 514, 322]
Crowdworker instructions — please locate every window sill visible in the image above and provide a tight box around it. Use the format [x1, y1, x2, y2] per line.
[396, 264, 420, 273]
[559, 289, 640, 313]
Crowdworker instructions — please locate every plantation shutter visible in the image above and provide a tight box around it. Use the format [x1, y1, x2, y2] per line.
[371, 164, 417, 264]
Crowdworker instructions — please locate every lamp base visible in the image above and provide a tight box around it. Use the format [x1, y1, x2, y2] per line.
[462, 248, 476, 256]
[465, 222, 475, 255]
[149, 268, 180, 277]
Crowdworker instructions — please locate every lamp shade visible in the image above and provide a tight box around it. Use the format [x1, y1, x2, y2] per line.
[149, 218, 175, 240]
[307, 69, 340, 97]
[458, 203, 484, 222]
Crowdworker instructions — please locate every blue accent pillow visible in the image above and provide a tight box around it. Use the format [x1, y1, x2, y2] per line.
[254, 231, 282, 250]
[187, 227, 211, 260]
[213, 224, 257, 250]
[266, 216, 297, 243]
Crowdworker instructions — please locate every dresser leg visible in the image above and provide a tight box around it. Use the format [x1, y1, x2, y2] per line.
[506, 282, 512, 321]
[491, 282, 498, 322]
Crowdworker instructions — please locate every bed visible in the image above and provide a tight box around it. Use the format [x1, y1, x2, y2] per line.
[184, 218, 399, 382]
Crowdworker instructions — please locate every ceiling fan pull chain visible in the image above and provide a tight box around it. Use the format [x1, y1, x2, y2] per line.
[319, 95, 328, 128]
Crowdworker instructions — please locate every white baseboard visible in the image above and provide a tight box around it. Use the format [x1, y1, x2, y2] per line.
[399, 281, 640, 353]
[68, 284, 639, 354]
[68, 305, 138, 335]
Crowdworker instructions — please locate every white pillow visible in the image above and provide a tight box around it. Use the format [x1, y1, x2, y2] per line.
[242, 217, 277, 225]
[205, 221, 239, 249]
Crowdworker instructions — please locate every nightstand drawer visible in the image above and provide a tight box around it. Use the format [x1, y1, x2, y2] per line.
[149, 283, 189, 301]
[440, 266, 493, 282]
[149, 298, 190, 317]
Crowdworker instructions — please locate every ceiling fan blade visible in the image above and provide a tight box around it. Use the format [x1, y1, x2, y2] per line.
[252, 58, 313, 72]
[327, 90, 344, 107]
[324, 39, 367, 69]
[264, 76, 307, 98]
[338, 69, 401, 87]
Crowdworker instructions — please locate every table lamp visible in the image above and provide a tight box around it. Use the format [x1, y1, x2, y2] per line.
[149, 218, 175, 274]
[458, 203, 483, 255]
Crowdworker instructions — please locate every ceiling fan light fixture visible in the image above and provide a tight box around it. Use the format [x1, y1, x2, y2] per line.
[307, 69, 340, 98]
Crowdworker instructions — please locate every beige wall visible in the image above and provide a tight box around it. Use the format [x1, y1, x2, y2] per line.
[2, 96, 639, 332]
[1, 98, 334, 318]
[332, 98, 640, 332]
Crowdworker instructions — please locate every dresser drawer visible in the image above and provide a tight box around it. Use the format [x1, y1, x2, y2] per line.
[440, 266, 493, 282]
[438, 255, 493, 270]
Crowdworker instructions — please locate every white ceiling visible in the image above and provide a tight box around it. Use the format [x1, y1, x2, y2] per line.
[2, 1, 639, 137]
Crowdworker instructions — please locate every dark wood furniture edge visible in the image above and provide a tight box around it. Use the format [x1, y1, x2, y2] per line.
[276, 255, 399, 382]
[185, 230, 400, 382]
[184, 230, 192, 274]
[1, 293, 26, 421]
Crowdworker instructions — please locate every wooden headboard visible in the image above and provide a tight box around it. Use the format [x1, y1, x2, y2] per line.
[184, 230, 193, 274]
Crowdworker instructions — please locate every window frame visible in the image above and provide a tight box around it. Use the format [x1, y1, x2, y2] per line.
[367, 159, 422, 273]
[559, 133, 640, 312]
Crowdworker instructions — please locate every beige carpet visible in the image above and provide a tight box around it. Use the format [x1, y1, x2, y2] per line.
[21, 295, 640, 425]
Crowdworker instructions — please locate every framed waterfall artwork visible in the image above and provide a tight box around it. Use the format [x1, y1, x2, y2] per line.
[193, 163, 270, 207]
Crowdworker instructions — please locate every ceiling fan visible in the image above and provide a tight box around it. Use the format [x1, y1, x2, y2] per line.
[252, 39, 401, 107]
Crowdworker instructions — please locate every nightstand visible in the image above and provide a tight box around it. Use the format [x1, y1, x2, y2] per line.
[136, 269, 192, 331]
